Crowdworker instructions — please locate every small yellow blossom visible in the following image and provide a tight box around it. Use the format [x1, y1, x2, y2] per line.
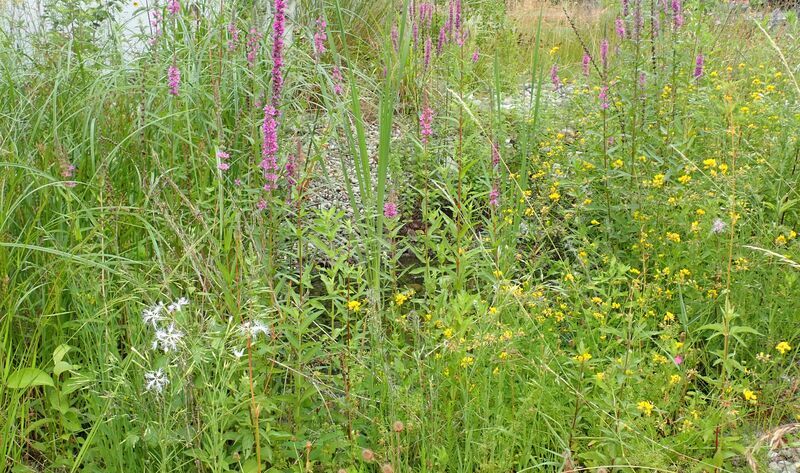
[395, 293, 408, 306]
[595, 372, 605, 381]
[575, 352, 592, 363]
[637, 400, 655, 416]
[743, 389, 757, 404]
[776, 341, 792, 355]
[347, 300, 362, 312]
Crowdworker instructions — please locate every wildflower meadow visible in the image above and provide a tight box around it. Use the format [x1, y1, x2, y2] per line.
[2, 0, 800, 471]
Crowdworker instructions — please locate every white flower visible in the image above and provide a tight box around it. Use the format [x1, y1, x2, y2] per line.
[144, 368, 169, 394]
[231, 347, 245, 359]
[142, 302, 165, 328]
[711, 218, 727, 234]
[167, 296, 190, 313]
[152, 323, 184, 352]
[239, 320, 271, 340]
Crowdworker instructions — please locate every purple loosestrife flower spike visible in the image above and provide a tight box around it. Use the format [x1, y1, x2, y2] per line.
[167, 64, 180, 96]
[615, 18, 625, 38]
[420, 106, 434, 145]
[285, 153, 297, 187]
[472, 48, 479, 63]
[391, 24, 399, 52]
[600, 39, 609, 70]
[672, 0, 684, 28]
[227, 22, 239, 51]
[436, 27, 446, 55]
[246, 28, 262, 67]
[167, 0, 180, 16]
[217, 150, 230, 171]
[261, 105, 279, 191]
[383, 200, 399, 219]
[314, 17, 327, 58]
[271, 0, 286, 107]
[582, 54, 591, 76]
[489, 184, 500, 208]
[694, 53, 704, 79]
[424, 37, 432, 69]
[599, 86, 609, 110]
[550, 63, 561, 91]
[622, 0, 629, 16]
[634, 1, 643, 39]
[491, 142, 500, 168]
[332, 66, 344, 95]
[448, 1, 455, 36]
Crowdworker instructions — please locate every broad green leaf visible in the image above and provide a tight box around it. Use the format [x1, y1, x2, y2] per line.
[6, 368, 54, 389]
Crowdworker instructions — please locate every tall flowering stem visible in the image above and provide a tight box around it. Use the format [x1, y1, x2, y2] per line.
[694, 53, 704, 79]
[261, 105, 279, 191]
[271, 0, 286, 107]
[420, 105, 434, 145]
[314, 17, 327, 58]
[168, 64, 180, 96]
[246, 28, 262, 67]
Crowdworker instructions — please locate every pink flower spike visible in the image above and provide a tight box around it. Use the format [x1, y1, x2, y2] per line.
[674, 355, 684, 365]
[167, 64, 181, 96]
[420, 106, 434, 144]
[489, 184, 500, 208]
[383, 200, 399, 219]
[167, 0, 180, 16]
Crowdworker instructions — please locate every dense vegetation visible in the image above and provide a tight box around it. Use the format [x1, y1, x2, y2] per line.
[2, 0, 800, 471]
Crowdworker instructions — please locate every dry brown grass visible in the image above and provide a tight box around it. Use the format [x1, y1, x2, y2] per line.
[507, 0, 608, 39]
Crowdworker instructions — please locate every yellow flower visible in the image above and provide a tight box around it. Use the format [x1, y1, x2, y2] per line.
[394, 293, 409, 306]
[776, 235, 787, 246]
[595, 372, 605, 381]
[743, 389, 757, 404]
[460, 356, 475, 368]
[666, 232, 681, 243]
[663, 311, 675, 322]
[651, 174, 665, 188]
[611, 159, 624, 169]
[488, 306, 498, 315]
[443, 328, 453, 339]
[575, 352, 592, 363]
[776, 341, 792, 355]
[678, 174, 692, 184]
[636, 401, 655, 416]
[669, 374, 681, 385]
[347, 300, 362, 312]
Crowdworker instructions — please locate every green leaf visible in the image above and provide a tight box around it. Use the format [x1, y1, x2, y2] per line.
[53, 344, 72, 365]
[6, 368, 54, 389]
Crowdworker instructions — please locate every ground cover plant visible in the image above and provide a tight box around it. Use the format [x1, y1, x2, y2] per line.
[1, 0, 800, 471]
